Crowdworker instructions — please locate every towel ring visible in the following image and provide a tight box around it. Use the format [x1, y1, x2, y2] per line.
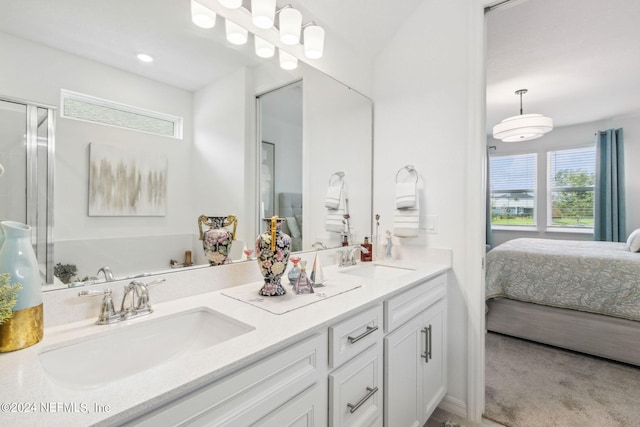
[395, 165, 418, 183]
[329, 171, 346, 186]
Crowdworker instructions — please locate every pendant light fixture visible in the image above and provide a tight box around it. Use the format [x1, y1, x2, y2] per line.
[191, 0, 217, 29]
[225, 19, 248, 45]
[255, 36, 275, 58]
[279, 49, 297, 70]
[251, 0, 276, 29]
[279, 7, 302, 45]
[303, 24, 325, 59]
[492, 89, 553, 142]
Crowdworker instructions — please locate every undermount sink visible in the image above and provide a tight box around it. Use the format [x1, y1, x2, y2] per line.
[336, 263, 415, 281]
[38, 307, 254, 389]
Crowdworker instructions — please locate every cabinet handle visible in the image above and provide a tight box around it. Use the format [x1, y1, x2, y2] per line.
[427, 324, 433, 361]
[347, 325, 378, 344]
[421, 325, 432, 363]
[347, 386, 379, 413]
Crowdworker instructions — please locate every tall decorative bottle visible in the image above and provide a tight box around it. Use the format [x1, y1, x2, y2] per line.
[256, 216, 291, 296]
[0, 221, 44, 352]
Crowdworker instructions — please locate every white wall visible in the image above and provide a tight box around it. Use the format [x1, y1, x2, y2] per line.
[192, 68, 250, 263]
[0, 32, 197, 278]
[489, 114, 640, 247]
[373, 0, 484, 417]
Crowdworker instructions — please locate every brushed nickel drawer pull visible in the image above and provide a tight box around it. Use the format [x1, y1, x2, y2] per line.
[421, 327, 429, 362]
[347, 325, 378, 344]
[347, 386, 379, 413]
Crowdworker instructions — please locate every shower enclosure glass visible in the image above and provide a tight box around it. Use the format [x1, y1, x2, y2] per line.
[0, 97, 55, 284]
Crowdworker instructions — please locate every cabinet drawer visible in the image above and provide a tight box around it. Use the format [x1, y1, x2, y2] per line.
[329, 304, 383, 369]
[329, 344, 383, 427]
[384, 274, 445, 333]
[124, 332, 327, 426]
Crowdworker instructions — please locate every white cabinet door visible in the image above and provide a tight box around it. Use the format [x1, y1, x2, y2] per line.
[420, 302, 446, 423]
[384, 295, 446, 427]
[253, 382, 326, 427]
[329, 344, 383, 427]
[383, 314, 423, 427]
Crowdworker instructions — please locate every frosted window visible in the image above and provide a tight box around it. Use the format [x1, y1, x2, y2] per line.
[61, 90, 182, 139]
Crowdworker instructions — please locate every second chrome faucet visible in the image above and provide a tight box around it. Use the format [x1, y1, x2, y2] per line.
[79, 278, 166, 325]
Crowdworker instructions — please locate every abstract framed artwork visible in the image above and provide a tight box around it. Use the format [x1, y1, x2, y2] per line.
[88, 143, 168, 216]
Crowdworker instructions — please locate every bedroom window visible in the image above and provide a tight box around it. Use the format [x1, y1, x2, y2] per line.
[490, 153, 537, 227]
[547, 146, 596, 228]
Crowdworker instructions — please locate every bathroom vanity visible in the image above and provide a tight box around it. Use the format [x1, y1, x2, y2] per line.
[0, 250, 449, 427]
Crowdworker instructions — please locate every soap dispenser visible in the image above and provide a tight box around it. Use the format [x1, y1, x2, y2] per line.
[361, 237, 373, 262]
[293, 260, 314, 294]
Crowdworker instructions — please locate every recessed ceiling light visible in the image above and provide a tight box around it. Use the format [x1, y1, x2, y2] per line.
[137, 53, 154, 63]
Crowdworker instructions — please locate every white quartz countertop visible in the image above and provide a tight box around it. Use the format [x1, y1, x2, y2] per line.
[0, 259, 449, 426]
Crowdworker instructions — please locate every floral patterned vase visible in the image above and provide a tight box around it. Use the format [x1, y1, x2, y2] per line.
[256, 216, 291, 296]
[200, 216, 234, 266]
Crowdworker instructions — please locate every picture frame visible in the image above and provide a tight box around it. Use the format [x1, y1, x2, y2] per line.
[88, 142, 168, 216]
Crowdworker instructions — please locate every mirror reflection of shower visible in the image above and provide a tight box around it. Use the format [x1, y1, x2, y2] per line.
[0, 97, 55, 284]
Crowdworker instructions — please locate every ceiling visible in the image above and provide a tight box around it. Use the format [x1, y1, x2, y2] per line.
[0, 0, 420, 92]
[3, 0, 636, 133]
[486, 0, 640, 133]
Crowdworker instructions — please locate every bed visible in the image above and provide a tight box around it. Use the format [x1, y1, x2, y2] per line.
[485, 237, 640, 366]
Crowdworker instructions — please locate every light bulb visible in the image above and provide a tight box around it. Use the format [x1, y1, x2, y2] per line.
[191, 0, 217, 29]
[279, 8, 302, 45]
[255, 36, 275, 58]
[279, 49, 297, 70]
[251, 0, 276, 29]
[304, 25, 325, 59]
[225, 19, 248, 45]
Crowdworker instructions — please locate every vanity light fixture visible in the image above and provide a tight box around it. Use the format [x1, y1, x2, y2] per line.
[492, 89, 553, 142]
[279, 48, 297, 70]
[225, 19, 248, 45]
[303, 23, 325, 59]
[218, 0, 242, 9]
[255, 36, 275, 58]
[136, 53, 154, 63]
[279, 7, 302, 45]
[251, 0, 276, 29]
[191, 0, 217, 29]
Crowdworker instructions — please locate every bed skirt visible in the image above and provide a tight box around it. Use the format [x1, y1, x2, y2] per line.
[486, 298, 640, 366]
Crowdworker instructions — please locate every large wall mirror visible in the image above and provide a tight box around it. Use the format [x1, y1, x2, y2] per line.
[0, 0, 372, 290]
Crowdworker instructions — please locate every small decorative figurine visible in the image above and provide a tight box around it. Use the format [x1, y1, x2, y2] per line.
[293, 260, 314, 294]
[384, 230, 393, 260]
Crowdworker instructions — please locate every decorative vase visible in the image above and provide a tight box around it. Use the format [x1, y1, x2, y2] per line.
[0, 221, 44, 352]
[198, 215, 238, 266]
[256, 216, 291, 296]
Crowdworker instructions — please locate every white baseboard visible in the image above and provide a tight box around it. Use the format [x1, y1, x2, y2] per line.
[438, 394, 467, 418]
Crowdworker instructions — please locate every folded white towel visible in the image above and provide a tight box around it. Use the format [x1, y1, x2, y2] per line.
[324, 185, 342, 209]
[326, 181, 349, 233]
[393, 191, 420, 238]
[395, 182, 417, 209]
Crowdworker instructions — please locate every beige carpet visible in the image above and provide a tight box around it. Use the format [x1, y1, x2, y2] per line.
[485, 332, 640, 427]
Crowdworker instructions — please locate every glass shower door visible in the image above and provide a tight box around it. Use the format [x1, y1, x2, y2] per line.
[0, 98, 55, 284]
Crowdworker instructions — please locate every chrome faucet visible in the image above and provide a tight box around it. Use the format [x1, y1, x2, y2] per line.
[97, 266, 115, 282]
[79, 278, 166, 325]
[339, 245, 370, 267]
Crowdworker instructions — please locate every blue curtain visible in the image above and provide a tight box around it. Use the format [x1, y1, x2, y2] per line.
[486, 146, 494, 250]
[594, 128, 626, 242]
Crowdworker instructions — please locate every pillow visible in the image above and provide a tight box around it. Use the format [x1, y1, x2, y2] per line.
[627, 228, 640, 253]
[286, 216, 301, 239]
